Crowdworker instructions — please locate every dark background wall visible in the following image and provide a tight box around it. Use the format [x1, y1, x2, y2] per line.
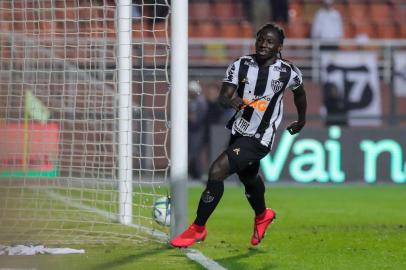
[211, 125, 406, 184]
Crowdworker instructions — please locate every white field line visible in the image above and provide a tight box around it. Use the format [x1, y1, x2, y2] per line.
[40, 188, 227, 270]
[184, 248, 227, 270]
[0, 268, 36, 270]
[41, 189, 167, 240]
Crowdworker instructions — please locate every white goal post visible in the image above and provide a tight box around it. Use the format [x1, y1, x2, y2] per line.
[117, 0, 133, 226]
[0, 0, 174, 244]
[169, 0, 188, 239]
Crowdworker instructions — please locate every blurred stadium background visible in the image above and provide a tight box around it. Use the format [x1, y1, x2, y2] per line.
[186, 0, 406, 184]
[0, 0, 405, 246]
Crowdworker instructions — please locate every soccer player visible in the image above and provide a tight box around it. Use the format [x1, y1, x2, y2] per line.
[170, 23, 307, 248]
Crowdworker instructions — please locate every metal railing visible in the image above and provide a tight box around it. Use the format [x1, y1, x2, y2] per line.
[187, 38, 406, 126]
[188, 38, 406, 81]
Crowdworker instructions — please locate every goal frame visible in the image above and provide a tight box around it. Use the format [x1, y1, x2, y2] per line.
[117, 0, 133, 226]
[169, 0, 188, 238]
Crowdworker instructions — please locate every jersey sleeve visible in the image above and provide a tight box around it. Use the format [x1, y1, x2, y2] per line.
[222, 59, 241, 86]
[287, 64, 303, 91]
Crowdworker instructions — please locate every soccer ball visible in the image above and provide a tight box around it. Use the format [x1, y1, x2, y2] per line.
[152, 196, 171, 226]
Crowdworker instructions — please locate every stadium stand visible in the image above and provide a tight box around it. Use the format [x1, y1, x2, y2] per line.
[189, 2, 211, 20]
[333, 2, 347, 19]
[194, 21, 219, 38]
[370, 3, 391, 23]
[376, 23, 398, 39]
[5, 0, 403, 40]
[352, 21, 375, 38]
[219, 21, 241, 38]
[241, 20, 254, 38]
[1, 0, 404, 40]
[186, 1, 404, 39]
[399, 24, 406, 38]
[213, 2, 243, 19]
[185, 0, 406, 127]
[347, 3, 369, 20]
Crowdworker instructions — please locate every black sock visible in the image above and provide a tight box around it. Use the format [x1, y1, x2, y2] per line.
[194, 180, 224, 226]
[243, 175, 266, 216]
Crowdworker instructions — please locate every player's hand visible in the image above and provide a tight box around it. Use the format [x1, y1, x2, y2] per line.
[286, 120, 305, 135]
[229, 97, 244, 111]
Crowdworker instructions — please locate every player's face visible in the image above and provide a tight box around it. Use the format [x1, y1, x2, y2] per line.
[255, 29, 281, 60]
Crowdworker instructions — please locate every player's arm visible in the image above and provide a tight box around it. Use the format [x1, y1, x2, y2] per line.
[287, 84, 307, 135]
[218, 82, 243, 111]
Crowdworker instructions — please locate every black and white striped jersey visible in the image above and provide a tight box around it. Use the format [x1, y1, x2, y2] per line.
[222, 55, 303, 149]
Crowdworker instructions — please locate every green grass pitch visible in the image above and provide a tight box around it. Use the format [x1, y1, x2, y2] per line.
[1, 185, 405, 270]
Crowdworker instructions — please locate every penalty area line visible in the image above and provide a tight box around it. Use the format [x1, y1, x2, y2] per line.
[40, 188, 227, 270]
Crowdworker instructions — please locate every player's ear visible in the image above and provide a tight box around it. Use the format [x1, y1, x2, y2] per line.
[278, 44, 283, 54]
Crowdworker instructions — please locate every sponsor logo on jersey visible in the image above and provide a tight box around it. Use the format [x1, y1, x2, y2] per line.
[271, 79, 284, 93]
[225, 64, 235, 82]
[241, 77, 249, 84]
[233, 117, 252, 135]
[293, 75, 301, 87]
[242, 98, 269, 112]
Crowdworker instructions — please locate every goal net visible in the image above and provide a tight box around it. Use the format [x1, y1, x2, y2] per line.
[0, 0, 170, 244]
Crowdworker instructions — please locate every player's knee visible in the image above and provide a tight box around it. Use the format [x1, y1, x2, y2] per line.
[239, 175, 256, 186]
[238, 169, 258, 185]
[208, 153, 230, 181]
[209, 160, 229, 181]
[208, 163, 225, 181]
[242, 175, 265, 193]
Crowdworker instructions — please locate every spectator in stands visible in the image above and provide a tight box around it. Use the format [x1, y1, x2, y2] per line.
[323, 82, 347, 126]
[270, 0, 289, 24]
[244, 0, 269, 31]
[146, 0, 169, 22]
[244, 0, 289, 30]
[311, 0, 343, 50]
[188, 80, 208, 180]
[241, 0, 253, 22]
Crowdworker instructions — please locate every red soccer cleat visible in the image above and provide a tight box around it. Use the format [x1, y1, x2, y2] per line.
[251, 208, 276, 246]
[170, 224, 207, 248]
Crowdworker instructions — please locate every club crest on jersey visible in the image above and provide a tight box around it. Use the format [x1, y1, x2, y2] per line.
[244, 61, 257, 67]
[271, 79, 284, 93]
[233, 148, 240, 155]
[273, 66, 287, 72]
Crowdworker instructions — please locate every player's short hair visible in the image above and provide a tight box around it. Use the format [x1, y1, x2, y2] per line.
[256, 23, 285, 45]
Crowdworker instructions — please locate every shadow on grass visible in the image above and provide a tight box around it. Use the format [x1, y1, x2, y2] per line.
[90, 245, 171, 270]
[216, 247, 277, 270]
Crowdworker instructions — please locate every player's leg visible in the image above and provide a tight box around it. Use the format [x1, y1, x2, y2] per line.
[170, 151, 231, 248]
[237, 157, 276, 245]
[238, 163, 266, 216]
[194, 152, 230, 226]
[191, 135, 243, 229]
